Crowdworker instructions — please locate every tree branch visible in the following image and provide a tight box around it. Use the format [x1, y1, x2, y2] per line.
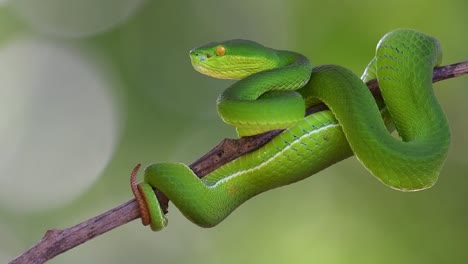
[10, 61, 468, 264]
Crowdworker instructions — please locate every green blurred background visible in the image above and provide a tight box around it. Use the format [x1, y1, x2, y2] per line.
[1, 0, 467, 263]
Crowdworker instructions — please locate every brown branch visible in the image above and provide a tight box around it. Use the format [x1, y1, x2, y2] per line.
[10, 61, 468, 264]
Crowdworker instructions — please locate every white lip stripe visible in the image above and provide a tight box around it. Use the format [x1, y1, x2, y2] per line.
[210, 123, 339, 188]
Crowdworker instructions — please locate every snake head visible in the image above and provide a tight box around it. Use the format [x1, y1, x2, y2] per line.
[189, 39, 279, 80]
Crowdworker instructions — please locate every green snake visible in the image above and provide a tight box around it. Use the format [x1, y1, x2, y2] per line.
[131, 29, 450, 231]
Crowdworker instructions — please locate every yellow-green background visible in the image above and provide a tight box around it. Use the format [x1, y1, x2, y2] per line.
[1, 0, 468, 263]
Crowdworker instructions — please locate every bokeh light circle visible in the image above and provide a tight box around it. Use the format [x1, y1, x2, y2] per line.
[0, 36, 121, 213]
[9, 0, 145, 38]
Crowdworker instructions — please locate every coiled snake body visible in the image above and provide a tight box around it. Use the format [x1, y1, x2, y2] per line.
[131, 29, 450, 231]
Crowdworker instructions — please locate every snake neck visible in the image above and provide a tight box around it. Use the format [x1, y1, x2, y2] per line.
[218, 50, 312, 101]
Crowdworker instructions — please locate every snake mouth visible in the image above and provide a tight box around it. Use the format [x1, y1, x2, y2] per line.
[190, 54, 238, 79]
[192, 62, 236, 79]
[193, 63, 213, 76]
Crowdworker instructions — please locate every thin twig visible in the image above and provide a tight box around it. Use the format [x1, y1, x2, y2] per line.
[9, 61, 468, 264]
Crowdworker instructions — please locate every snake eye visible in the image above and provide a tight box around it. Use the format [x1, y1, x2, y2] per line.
[215, 45, 226, 56]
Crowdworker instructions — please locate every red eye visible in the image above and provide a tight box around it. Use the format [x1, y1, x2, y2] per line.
[215, 45, 226, 56]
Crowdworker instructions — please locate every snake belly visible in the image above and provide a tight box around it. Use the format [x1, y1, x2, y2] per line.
[137, 29, 450, 231]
